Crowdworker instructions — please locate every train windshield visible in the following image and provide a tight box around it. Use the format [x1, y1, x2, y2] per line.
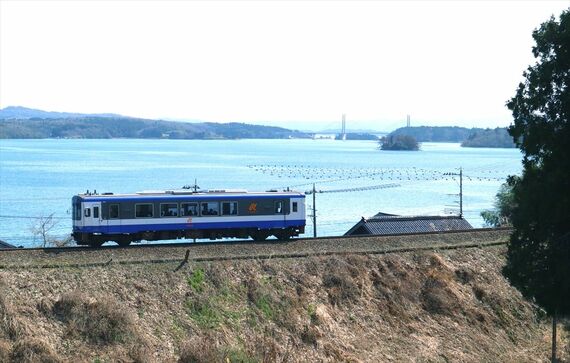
[72, 197, 81, 220]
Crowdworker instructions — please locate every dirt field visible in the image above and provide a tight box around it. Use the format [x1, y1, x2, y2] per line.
[0, 231, 568, 362]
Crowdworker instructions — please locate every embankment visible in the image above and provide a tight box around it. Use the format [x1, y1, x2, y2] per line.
[0, 231, 567, 362]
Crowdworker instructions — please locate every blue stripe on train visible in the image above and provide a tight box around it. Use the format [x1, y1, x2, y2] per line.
[75, 219, 306, 234]
[79, 194, 305, 203]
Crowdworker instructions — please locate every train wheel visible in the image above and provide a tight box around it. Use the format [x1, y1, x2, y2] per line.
[89, 240, 104, 247]
[275, 230, 291, 241]
[251, 231, 269, 242]
[116, 238, 131, 247]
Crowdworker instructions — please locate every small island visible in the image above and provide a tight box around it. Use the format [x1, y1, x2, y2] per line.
[379, 134, 419, 151]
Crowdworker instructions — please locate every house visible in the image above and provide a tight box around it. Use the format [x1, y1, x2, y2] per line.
[344, 212, 473, 236]
[0, 239, 17, 249]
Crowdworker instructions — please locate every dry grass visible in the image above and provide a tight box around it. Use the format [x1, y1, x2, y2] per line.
[0, 244, 567, 362]
[0, 339, 11, 363]
[52, 291, 137, 345]
[9, 338, 61, 363]
[178, 335, 221, 363]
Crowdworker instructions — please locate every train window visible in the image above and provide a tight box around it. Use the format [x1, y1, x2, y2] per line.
[135, 204, 154, 218]
[181, 203, 198, 216]
[222, 201, 238, 215]
[84, 208, 91, 217]
[201, 202, 219, 216]
[109, 204, 120, 219]
[275, 201, 283, 214]
[93, 206, 99, 219]
[160, 203, 179, 217]
[292, 202, 298, 213]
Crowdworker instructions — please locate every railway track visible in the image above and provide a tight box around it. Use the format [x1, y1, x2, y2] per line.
[0, 228, 512, 270]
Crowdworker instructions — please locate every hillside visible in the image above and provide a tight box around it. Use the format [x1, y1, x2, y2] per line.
[0, 231, 567, 362]
[389, 126, 478, 142]
[388, 126, 517, 148]
[0, 117, 309, 140]
[0, 106, 124, 120]
[0, 106, 310, 139]
[461, 127, 516, 148]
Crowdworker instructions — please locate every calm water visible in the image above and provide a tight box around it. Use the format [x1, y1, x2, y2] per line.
[0, 139, 522, 247]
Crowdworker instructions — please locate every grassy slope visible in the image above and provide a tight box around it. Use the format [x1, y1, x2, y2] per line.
[0, 246, 568, 362]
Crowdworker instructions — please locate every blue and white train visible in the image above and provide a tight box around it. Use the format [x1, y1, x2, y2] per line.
[72, 189, 306, 246]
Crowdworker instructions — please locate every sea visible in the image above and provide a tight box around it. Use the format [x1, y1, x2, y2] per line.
[0, 139, 522, 248]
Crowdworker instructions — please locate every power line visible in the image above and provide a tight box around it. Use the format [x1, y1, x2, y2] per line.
[0, 215, 67, 220]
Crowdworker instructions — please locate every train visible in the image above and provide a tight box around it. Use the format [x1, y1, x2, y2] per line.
[72, 189, 306, 247]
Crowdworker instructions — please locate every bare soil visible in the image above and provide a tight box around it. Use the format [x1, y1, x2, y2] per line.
[0, 231, 568, 362]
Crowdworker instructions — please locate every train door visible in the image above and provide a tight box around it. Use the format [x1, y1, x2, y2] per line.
[83, 202, 102, 230]
[105, 203, 121, 234]
[275, 199, 287, 227]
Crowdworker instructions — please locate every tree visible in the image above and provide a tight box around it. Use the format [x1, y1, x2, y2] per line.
[503, 9, 570, 362]
[30, 213, 73, 248]
[480, 181, 516, 227]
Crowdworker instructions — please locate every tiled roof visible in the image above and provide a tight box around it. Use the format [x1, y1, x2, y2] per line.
[0, 239, 16, 249]
[344, 213, 473, 236]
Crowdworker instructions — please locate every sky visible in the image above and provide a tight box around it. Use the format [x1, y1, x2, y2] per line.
[1, 1, 568, 131]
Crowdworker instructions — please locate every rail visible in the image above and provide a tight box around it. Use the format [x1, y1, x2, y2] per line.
[0, 228, 512, 270]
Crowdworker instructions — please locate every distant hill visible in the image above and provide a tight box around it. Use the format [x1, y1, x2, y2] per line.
[387, 126, 515, 148]
[461, 128, 516, 148]
[0, 106, 124, 120]
[0, 117, 309, 140]
[389, 126, 479, 142]
[0, 107, 310, 140]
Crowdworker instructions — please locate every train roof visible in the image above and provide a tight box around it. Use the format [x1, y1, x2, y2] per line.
[74, 189, 305, 201]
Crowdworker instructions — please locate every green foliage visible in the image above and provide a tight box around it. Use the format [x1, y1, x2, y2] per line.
[185, 298, 222, 329]
[461, 128, 516, 148]
[185, 272, 245, 329]
[223, 348, 258, 363]
[380, 134, 419, 151]
[254, 295, 273, 320]
[306, 303, 320, 326]
[187, 268, 205, 293]
[480, 182, 516, 227]
[503, 9, 570, 317]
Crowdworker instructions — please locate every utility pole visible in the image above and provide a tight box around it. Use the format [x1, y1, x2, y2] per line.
[312, 183, 317, 238]
[443, 167, 463, 217]
[459, 167, 463, 218]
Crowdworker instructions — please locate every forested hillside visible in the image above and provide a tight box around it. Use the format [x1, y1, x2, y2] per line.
[388, 126, 515, 148]
[389, 126, 478, 142]
[461, 128, 516, 148]
[0, 117, 309, 139]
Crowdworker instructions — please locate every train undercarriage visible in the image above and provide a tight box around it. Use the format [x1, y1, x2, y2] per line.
[73, 226, 304, 247]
